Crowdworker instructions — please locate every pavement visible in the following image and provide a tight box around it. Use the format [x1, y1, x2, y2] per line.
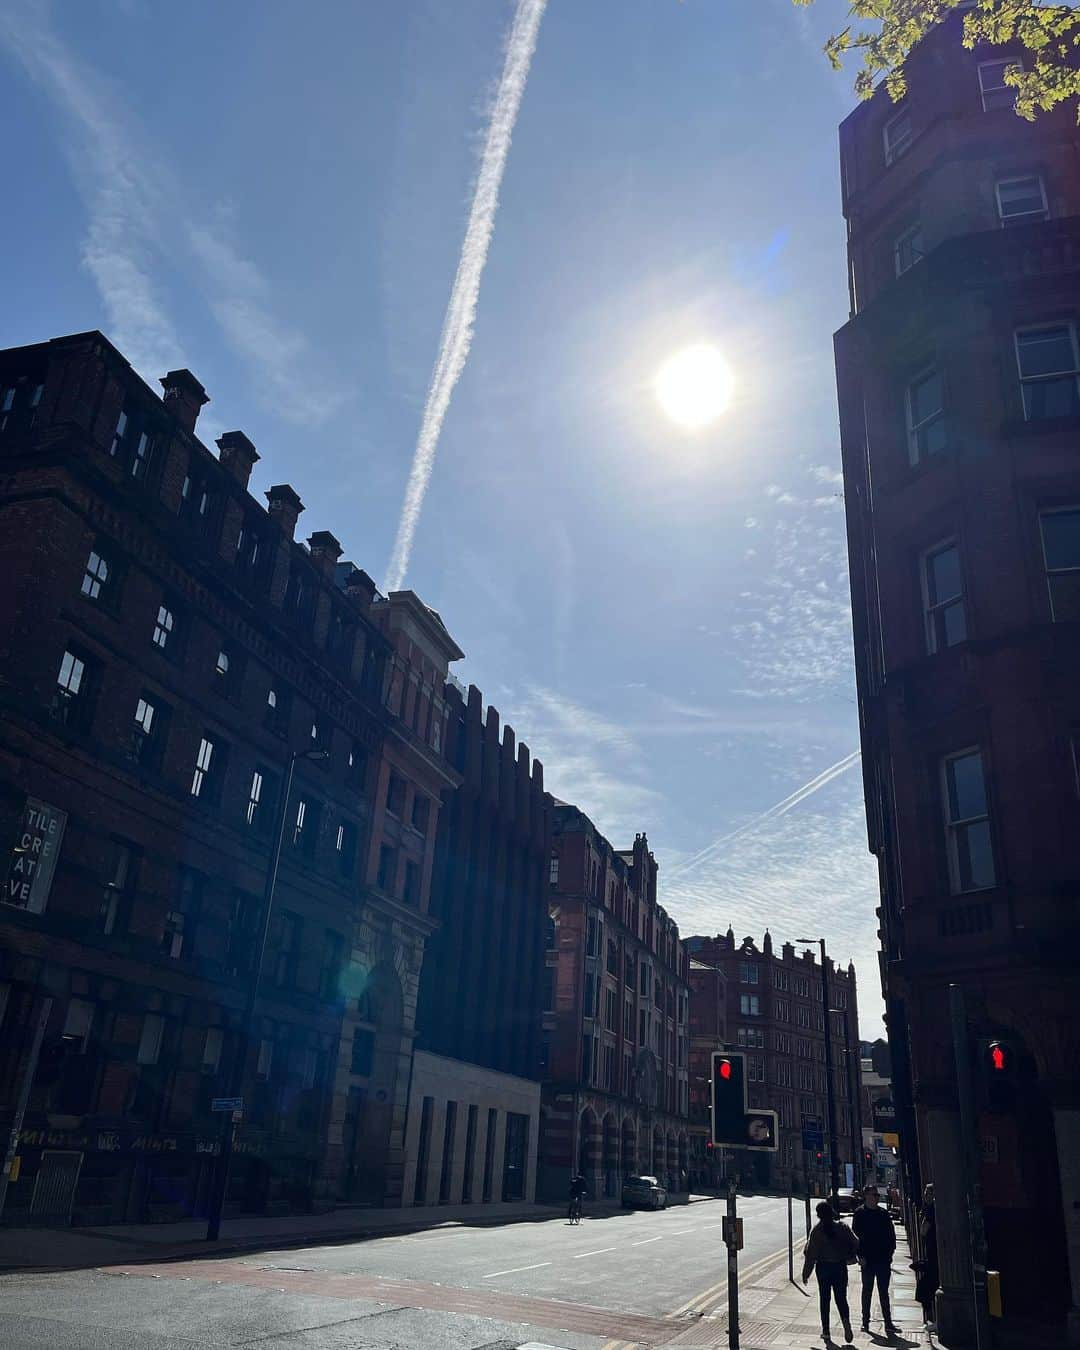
[0, 1194, 946, 1349]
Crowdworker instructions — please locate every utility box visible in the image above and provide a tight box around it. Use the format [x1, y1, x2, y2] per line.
[987, 1271, 1002, 1318]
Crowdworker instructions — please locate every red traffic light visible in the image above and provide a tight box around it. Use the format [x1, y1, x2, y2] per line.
[719, 1060, 733, 1081]
[705, 1141, 715, 1153]
[815, 1150, 823, 1163]
[989, 1041, 1007, 1072]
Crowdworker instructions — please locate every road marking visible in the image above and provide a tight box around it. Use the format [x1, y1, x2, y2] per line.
[666, 1228, 694, 1235]
[573, 1247, 616, 1259]
[482, 1261, 552, 1279]
[630, 1235, 664, 1245]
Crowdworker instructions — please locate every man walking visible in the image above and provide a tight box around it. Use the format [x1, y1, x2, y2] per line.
[853, 1184, 898, 1333]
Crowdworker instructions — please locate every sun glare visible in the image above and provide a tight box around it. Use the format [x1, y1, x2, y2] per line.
[654, 344, 734, 430]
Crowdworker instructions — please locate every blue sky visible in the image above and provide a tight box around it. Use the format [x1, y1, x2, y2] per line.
[0, 0, 883, 1029]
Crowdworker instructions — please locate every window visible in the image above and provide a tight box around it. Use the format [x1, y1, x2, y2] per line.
[137, 1013, 164, 1066]
[773, 968, 789, 991]
[335, 820, 357, 876]
[400, 859, 419, 904]
[293, 797, 319, 855]
[81, 548, 113, 601]
[996, 175, 1048, 227]
[202, 1027, 223, 1074]
[214, 645, 242, 699]
[265, 684, 290, 737]
[53, 647, 94, 730]
[61, 999, 94, 1053]
[906, 367, 946, 461]
[411, 794, 430, 834]
[549, 853, 560, 886]
[235, 522, 263, 577]
[639, 1007, 647, 1047]
[191, 737, 215, 799]
[883, 106, 913, 165]
[605, 986, 617, 1030]
[256, 1038, 273, 1080]
[740, 994, 760, 1016]
[131, 692, 167, 769]
[152, 603, 175, 651]
[162, 902, 185, 959]
[179, 472, 214, 530]
[377, 843, 397, 892]
[1016, 325, 1080, 421]
[979, 58, 1021, 112]
[775, 998, 789, 1021]
[796, 1004, 811, 1028]
[894, 221, 924, 276]
[347, 742, 367, 791]
[923, 541, 967, 652]
[131, 430, 154, 481]
[794, 975, 810, 998]
[100, 841, 136, 935]
[738, 961, 759, 985]
[1041, 509, 1080, 621]
[273, 912, 302, 986]
[110, 410, 128, 457]
[942, 749, 996, 892]
[777, 1061, 793, 1088]
[386, 773, 406, 817]
[246, 769, 265, 828]
[319, 930, 344, 1000]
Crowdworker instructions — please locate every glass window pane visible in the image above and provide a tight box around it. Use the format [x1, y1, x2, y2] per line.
[1017, 327, 1075, 378]
[948, 751, 988, 821]
[1041, 510, 1080, 571]
[927, 545, 961, 604]
[942, 600, 967, 647]
[1049, 573, 1080, 622]
[1023, 376, 1080, 420]
[910, 370, 942, 423]
[958, 820, 995, 890]
[998, 177, 1044, 218]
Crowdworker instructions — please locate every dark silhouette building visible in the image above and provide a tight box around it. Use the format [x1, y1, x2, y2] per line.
[537, 808, 690, 1202]
[0, 331, 462, 1224]
[405, 683, 552, 1205]
[834, 13, 1080, 1341]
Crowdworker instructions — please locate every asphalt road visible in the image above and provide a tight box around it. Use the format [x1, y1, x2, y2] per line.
[0, 1193, 795, 1350]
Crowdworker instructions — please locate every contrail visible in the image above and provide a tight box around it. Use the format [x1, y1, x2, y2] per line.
[667, 749, 862, 880]
[383, 0, 547, 593]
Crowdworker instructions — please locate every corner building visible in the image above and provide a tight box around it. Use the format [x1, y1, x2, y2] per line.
[537, 807, 690, 1202]
[686, 932, 860, 1196]
[0, 331, 461, 1223]
[834, 14, 1080, 1341]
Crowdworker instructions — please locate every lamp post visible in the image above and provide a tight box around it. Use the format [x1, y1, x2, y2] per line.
[798, 937, 840, 1205]
[204, 745, 329, 1241]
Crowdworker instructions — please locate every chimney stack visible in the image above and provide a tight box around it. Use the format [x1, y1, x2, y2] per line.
[160, 369, 208, 434]
[343, 564, 378, 608]
[307, 530, 343, 576]
[265, 484, 304, 540]
[216, 431, 260, 491]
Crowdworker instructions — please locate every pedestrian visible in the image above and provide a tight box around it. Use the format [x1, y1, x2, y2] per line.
[802, 1199, 859, 1344]
[914, 1183, 939, 1330]
[853, 1184, 899, 1334]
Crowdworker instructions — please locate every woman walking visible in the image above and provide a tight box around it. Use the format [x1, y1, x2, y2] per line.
[915, 1183, 939, 1330]
[802, 1200, 859, 1344]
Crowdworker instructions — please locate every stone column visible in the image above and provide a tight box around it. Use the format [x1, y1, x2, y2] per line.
[490, 1109, 509, 1204]
[1053, 1108, 1080, 1345]
[524, 1105, 540, 1203]
[447, 1102, 469, 1205]
[422, 1099, 447, 1209]
[924, 1106, 976, 1345]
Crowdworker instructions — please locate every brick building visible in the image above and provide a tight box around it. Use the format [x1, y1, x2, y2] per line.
[0, 331, 461, 1224]
[834, 11, 1080, 1340]
[537, 808, 690, 1202]
[686, 957, 725, 1190]
[405, 683, 552, 1207]
[686, 931, 860, 1195]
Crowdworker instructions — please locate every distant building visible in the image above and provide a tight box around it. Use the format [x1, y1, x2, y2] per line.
[685, 931, 860, 1194]
[407, 683, 552, 1207]
[0, 331, 461, 1224]
[860, 1051, 897, 1191]
[537, 809, 690, 1202]
[834, 8, 1080, 1339]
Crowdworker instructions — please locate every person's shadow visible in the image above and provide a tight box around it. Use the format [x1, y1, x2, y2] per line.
[867, 1332, 919, 1347]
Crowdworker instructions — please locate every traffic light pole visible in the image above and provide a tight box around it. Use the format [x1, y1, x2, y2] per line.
[949, 984, 991, 1350]
[816, 940, 841, 1203]
[726, 1179, 740, 1350]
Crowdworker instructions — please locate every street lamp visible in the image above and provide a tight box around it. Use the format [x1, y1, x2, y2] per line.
[204, 745, 330, 1241]
[798, 937, 840, 1205]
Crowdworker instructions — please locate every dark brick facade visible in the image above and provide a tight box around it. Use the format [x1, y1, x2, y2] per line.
[834, 13, 1080, 1340]
[537, 809, 690, 1203]
[0, 331, 462, 1224]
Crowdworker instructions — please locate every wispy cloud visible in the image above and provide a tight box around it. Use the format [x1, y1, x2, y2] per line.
[383, 0, 547, 591]
[0, 0, 343, 421]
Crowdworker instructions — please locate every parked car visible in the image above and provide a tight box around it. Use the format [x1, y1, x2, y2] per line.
[621, 1175, 667, 1210]
[834, 1187, 861, 1214]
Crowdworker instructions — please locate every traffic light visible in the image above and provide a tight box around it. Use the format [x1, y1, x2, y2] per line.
[864, 1149, 874, 1171]
[988, 1041, 1008, 1073]
[710, 1051, 778, 1152]
[705, 1140, 715, 1154]
[814, 1149, 824, 1165]
[984, 1038, 1016, 1112]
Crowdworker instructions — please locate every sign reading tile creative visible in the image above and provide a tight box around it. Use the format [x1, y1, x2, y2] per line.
[4, 797, 67, 913]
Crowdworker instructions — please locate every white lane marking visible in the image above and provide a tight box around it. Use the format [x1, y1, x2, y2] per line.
[483, 1261, 552, 1278]
[573, 1247, 616, 1259]
[631, 1235, 664, 1246]
[666, 1228, 695, 1235]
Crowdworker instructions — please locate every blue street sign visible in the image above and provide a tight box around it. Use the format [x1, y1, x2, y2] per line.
[211, 1097, 244, 1113]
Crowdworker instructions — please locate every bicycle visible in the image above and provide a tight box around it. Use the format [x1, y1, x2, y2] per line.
[568, 1195, 583, 1225]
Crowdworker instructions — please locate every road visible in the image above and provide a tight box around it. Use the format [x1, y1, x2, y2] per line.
[0, 1194, 795, 1349]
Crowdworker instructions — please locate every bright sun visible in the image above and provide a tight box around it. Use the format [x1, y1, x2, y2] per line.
[654, 343, 734, 430]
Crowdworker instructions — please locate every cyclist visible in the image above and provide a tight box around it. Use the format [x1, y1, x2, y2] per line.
[568, 1173, 587, 1223]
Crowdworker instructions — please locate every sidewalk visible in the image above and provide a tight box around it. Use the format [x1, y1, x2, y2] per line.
[0, 1190, 720, 1273]
[665, 1228, 941, 1348]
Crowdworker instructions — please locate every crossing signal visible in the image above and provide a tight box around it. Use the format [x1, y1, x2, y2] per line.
[710, 1051, 778, 1152]
[989, 1041, 1007, 1072]
[815, 1149, 824, 1164]
[983, 1038, 1016, 1112]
